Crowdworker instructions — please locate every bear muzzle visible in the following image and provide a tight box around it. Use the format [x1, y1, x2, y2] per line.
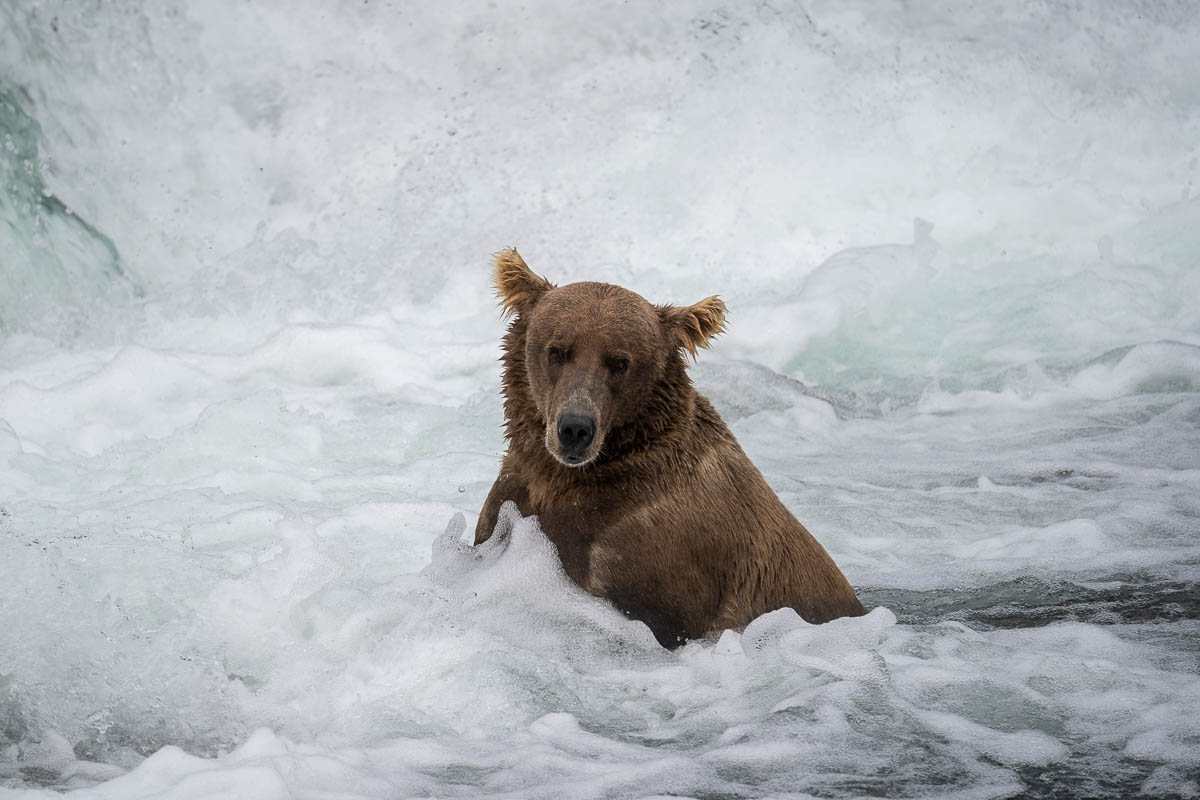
[555, 412, 597, 465]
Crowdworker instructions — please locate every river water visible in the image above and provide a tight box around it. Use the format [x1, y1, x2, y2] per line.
[2, 2, 1198, 797]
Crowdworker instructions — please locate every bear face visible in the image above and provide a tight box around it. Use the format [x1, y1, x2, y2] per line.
[495, 248, 727, 468]
[523, 283, 666, 466]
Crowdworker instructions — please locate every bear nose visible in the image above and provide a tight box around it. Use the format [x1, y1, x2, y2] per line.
[556, 413, 596, 455]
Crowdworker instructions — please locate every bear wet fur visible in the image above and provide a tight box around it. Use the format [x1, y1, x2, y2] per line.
[475, 248, 866, 648]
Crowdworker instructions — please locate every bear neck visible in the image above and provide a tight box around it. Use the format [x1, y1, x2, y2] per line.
[499, 316, 697, 481]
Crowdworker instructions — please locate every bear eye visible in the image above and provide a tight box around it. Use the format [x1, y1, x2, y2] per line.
[607, 357, 630, 375]
[548, 346, 566, 366]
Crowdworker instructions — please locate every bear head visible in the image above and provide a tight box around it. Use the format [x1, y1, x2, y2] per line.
[493, 248, 725, 468]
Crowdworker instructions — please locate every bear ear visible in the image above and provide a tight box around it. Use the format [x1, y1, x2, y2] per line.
[657, 296, 727, 357]
[494, 248, 553, 317]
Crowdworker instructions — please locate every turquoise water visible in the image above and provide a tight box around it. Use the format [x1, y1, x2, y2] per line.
[2, 2, 1198, 797]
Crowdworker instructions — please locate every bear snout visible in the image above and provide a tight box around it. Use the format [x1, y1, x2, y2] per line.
[556, 413, 596, 464]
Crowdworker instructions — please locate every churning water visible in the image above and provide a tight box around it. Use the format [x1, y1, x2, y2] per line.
[2, 2, 1199, 798]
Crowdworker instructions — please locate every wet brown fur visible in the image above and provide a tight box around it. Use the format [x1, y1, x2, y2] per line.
[477, 248, 866, 647]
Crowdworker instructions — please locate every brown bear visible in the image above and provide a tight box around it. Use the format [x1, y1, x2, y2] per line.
[475, 248, 866, 647]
